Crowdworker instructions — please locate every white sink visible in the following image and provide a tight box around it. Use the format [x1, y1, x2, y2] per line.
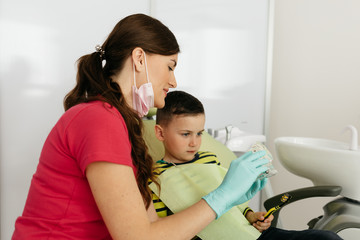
[214, 127, 266, 152]
[275, 137, 360, 201]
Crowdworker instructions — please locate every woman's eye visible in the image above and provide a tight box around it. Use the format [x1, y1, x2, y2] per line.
[182, 133, 189, 137]
[168, 66, 173, 71]
[197, 132, 203, 136]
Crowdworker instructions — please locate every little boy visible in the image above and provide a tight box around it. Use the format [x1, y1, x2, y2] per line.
[151, 90, 342, 240]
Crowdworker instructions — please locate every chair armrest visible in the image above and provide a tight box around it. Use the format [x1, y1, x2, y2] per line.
[264, 185, 342, 227]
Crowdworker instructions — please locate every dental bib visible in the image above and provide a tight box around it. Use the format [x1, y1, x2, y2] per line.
[149, 164, 261, 240]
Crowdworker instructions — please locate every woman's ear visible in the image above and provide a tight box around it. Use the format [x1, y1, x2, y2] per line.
[131, 47, 145, 72]
[154, 124, 165, 141]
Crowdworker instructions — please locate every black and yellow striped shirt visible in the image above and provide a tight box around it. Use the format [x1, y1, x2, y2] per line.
[151, 151, 253, 217]
[152, 151, 220, 217]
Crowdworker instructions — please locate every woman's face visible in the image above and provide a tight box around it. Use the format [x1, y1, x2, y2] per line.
[146, 53, 178, 108]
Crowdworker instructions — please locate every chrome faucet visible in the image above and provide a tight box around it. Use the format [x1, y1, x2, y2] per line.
[343, 125, 358, 151]
[225, 125, 233, 144]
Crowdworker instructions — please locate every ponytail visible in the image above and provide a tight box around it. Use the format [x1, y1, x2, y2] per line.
[64, 13, 179, 208]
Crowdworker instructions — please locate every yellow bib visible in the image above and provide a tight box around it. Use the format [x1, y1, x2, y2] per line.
[149, 164, 261, 240]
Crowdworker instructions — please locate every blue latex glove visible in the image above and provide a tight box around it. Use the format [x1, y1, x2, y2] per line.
[245, 177, 268, 202]
[202, 150, 269, 219]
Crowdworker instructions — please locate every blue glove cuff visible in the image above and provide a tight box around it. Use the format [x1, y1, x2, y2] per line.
[202, 189, 227, 219]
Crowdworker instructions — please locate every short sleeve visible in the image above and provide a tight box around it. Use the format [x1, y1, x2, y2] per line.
[64, 102, 134, 175]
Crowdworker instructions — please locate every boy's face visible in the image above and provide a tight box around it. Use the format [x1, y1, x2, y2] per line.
[156, 114, 205, 164]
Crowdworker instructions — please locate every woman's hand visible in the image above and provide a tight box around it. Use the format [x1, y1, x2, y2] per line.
[246, 211, 273, 232]
[202, 151, 269, 219]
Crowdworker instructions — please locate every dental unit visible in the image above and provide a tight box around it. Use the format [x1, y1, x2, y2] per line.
[268, 124, 360, 238]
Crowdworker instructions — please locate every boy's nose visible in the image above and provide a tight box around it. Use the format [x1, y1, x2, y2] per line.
[189, 137, 198, 147]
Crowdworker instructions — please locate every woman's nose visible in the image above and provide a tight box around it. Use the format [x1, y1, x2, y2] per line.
[169, 74, 177, 88]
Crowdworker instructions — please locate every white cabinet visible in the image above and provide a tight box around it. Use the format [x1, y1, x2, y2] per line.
[152, 0, 270, 134]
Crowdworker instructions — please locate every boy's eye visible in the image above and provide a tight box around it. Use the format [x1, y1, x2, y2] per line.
[197, 132, 203, 136]
[182, 133, 189, 137]
[168, 66, 173, 71]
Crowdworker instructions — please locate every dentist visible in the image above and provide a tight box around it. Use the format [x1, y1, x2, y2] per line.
[12, 13, 268, 240]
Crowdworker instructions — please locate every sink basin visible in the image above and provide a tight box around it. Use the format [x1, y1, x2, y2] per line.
[275, 137, 360, 201]
[214, 127, 266, 152]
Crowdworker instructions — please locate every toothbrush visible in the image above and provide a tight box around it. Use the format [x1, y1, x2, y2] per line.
[262, 193, 292, 220]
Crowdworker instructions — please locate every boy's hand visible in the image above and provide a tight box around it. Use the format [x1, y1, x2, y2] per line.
[246, 211, 273, 232]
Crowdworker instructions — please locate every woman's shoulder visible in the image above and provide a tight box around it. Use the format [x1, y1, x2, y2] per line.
[58, 100, 127, 132]
[63, 101, 123, 122]
[67, 100, 122, 118]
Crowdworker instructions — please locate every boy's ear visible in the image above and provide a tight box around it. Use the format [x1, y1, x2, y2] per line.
[154, 124, 165, 141]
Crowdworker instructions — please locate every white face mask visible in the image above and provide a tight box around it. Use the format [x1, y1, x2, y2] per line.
[132, 52, 155, 117]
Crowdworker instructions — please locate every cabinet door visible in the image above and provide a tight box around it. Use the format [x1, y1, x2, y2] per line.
[152, 0, 270, 134]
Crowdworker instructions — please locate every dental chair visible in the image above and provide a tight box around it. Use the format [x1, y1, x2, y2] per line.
[142, 111, 360, 239]
[264, 137, 360, 238]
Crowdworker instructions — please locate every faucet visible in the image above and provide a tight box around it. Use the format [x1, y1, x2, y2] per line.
[225, 125, 233, 144]
[343, 125, 358, 151]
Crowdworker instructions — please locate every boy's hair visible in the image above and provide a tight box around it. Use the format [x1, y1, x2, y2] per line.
[156, 90, 204, 126]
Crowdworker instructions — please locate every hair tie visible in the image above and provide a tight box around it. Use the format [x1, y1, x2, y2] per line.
[95, 44, 105, 60]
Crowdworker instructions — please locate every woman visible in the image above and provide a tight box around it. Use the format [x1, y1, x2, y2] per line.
[12, 13, 269, 239]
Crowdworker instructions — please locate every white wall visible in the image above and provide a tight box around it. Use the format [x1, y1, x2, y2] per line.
[152, 0, 270, 134]
[0, 1, 270, 239]
[267, 0, 360, 237]
[0, 1, 150, 239]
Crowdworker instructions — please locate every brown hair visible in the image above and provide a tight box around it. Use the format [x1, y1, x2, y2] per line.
[64, 13, 180, 208]
[156, 90, 205, 127]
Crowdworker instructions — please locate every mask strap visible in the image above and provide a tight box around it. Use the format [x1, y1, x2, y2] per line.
[133, 51, 150, 87]
[133, 62, 136, 86]
[143, 52, 150, 83]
